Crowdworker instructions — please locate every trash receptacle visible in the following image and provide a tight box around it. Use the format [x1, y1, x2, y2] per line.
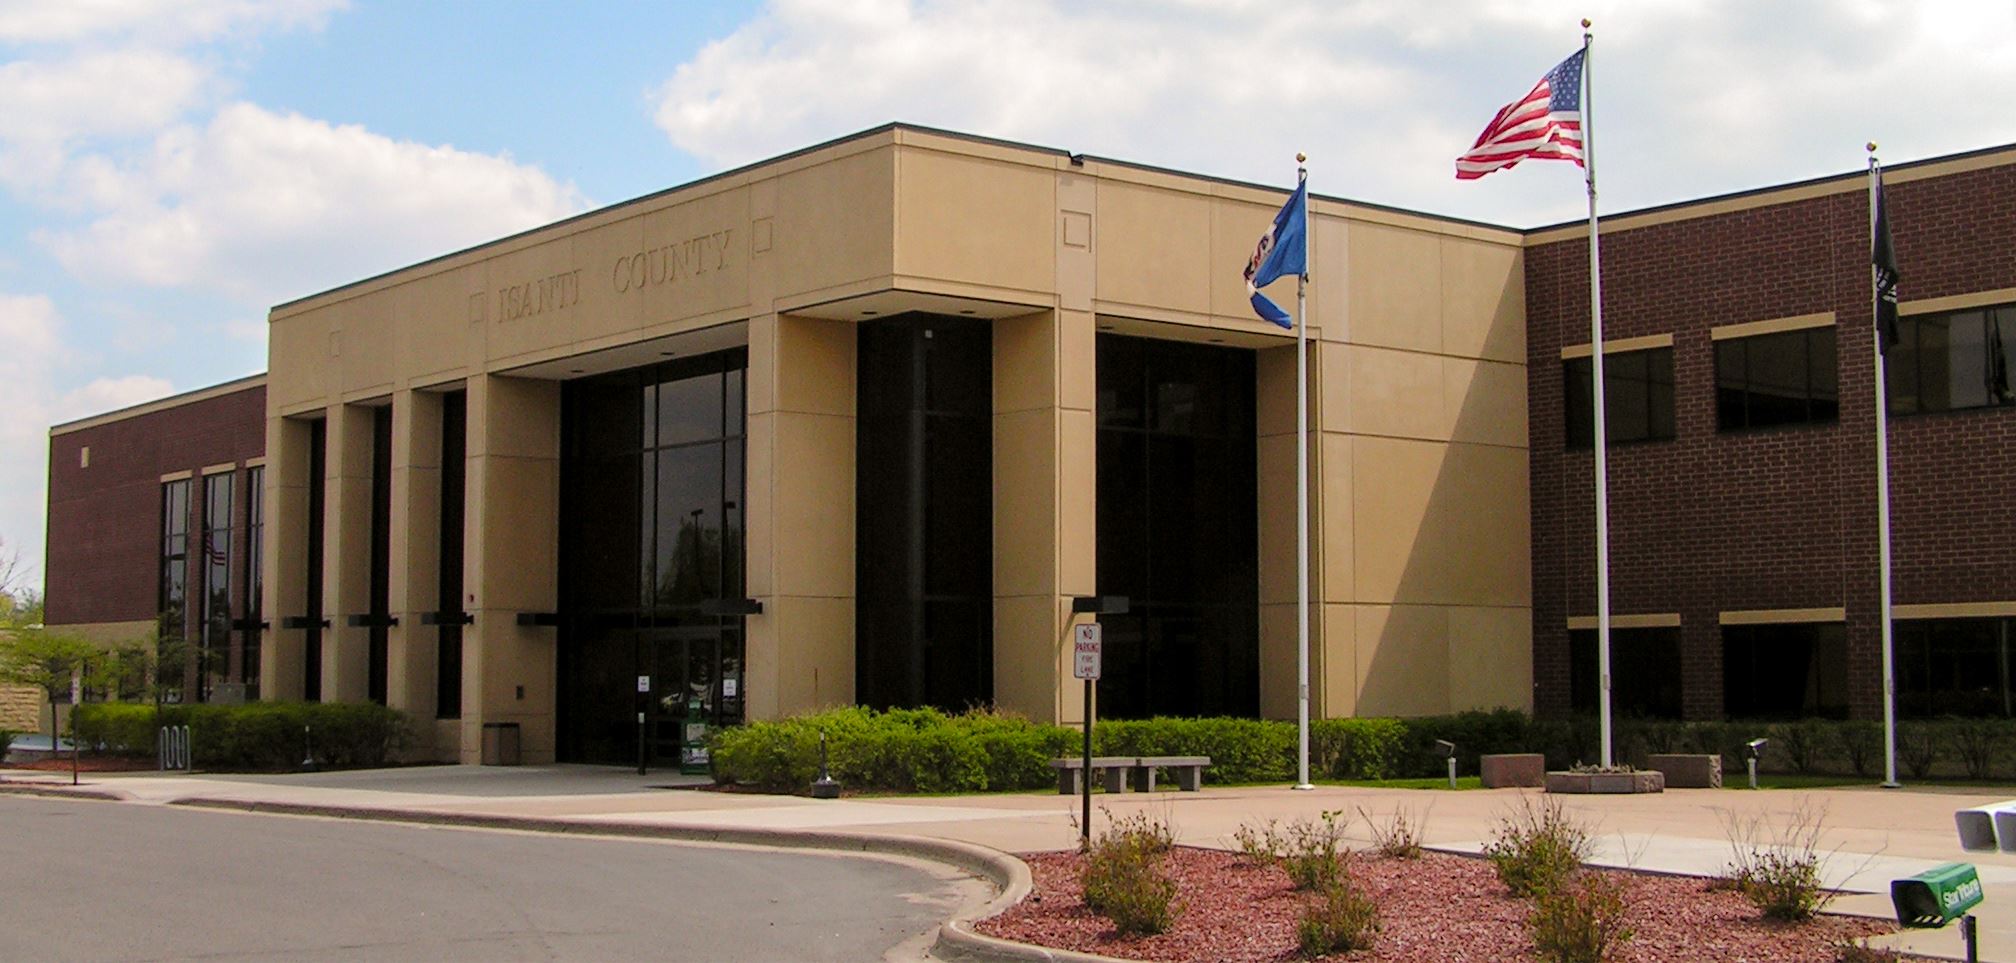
[481, 722, 521, 766]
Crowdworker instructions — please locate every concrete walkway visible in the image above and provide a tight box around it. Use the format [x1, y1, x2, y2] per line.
[5, 764, 2012, 961]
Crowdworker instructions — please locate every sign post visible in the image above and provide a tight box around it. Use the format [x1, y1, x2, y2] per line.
[1073, 623, 1101, 848]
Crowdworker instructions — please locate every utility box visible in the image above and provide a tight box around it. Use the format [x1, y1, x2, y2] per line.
[1892, 862, 1984, 928]
[480, 722, 521, 766]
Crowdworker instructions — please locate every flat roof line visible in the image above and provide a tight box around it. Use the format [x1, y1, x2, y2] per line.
[49, 372, 266, 436]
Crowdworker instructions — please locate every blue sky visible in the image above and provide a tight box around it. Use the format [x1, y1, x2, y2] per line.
[2, 0, 2014, 586]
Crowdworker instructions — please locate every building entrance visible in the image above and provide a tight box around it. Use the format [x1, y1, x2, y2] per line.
[641, 626, 741, 769]
[555, 348, 748, 765]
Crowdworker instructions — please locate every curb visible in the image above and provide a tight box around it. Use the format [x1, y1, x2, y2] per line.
[0, 782, 126, 802]
[167, 797, 1098, 963]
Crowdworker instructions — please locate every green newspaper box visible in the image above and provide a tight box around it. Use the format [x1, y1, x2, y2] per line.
[1892, 862, 1984, 928]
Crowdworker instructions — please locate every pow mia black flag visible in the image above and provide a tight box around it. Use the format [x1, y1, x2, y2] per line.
[1873, 171, 1900, 353]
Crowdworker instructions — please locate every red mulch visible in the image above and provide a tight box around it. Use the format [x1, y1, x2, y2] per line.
[979, 847, 1898, 962]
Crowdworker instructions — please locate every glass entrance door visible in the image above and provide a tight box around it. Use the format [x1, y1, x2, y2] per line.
[641, 627, 742, 770]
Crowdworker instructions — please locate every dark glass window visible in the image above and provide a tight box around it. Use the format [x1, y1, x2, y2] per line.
[159, 478, 191, 702]
[437, 391, 466, 720]
[1722, 622, 1849, 719]
[558, 349, 747, 764]
[1896, 617, 2016, 718]
[1564, 347, 1674, 448]
[1095, 334, 1258, 719]
[243, 465, 263, 699]
[1568, 626, 1682, 719]
[1716, 326, 1839, 430]
[367, 405, 392, 706]
[304, 418, 326, 701]
[199, 472, 233, 702]
[856, 316, 993, 711]
[1887, 304, 2016, 415]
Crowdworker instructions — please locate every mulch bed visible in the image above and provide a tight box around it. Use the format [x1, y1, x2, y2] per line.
[979, 847, 1899, 962]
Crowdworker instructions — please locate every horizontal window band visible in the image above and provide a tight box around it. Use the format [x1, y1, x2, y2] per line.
[1566, 613, 1680, 630]
[1559, 333, 1673, 359]
[1893, 601, 2016, 620]
[1709, 312, 1836, 341]
[1899, 287, 2016, 317]
[1719, 607, 1845, 625]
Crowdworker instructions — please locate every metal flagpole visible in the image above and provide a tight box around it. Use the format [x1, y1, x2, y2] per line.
[1294, 154, 1314, 791]
[1581, 20, 1615, 768]
[1870, 144, 1900, 788]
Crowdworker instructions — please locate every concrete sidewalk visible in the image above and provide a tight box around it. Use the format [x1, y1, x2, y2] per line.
[5, 764, 2011, 961]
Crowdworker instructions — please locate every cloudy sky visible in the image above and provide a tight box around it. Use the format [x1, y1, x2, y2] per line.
[1, 0, 2013, 583]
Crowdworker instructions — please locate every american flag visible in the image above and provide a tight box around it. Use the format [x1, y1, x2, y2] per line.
[1455, 49, 1586, 180]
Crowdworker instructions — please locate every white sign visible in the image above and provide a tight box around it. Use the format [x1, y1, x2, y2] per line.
[637, 675, 651, 693]
[722, 678, 737, 698]
[1073, 623, 1103, 680]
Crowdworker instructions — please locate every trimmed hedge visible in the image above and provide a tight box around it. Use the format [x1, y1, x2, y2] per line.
[710, 706, 1077, 793]
[73, 702, 411, 770]
[714, 708, 2016, 793]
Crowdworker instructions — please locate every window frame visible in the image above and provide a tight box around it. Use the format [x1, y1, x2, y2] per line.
[1714, 325, 1840, 432]
[1563, 345, 1676, 449]
[1886, 303, 2016, 416]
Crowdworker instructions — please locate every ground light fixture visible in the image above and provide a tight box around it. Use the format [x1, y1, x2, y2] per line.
[1745, 738, 1768, 790]
[1435, 739, 1458, 789]
[809, 729, 840, 799]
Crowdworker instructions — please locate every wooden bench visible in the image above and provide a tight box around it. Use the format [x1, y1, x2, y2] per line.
[1050, 755, 1213, 794]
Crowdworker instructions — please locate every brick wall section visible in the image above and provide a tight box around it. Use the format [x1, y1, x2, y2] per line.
[44, 382, 267, 628]
[1528, 162, 2016, 720]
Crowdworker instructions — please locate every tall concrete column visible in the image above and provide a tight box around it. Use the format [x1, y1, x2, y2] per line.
[321, 404, 375, 703]
[386, 390, 443, 750]
[744, 313, 856, 719]
[460, 375, 560, 763]
[992, 307, 1096, 724]
[261, 415, 314, 701]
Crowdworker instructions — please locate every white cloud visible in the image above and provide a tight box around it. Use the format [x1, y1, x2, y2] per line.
[654, 0, 2016, 227]
[0, 294, 174, 586]
[41, 103, 590, 306]
[0, 0, 344, 45]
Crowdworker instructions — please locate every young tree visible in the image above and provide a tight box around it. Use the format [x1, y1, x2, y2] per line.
[0, 627, 98, 754]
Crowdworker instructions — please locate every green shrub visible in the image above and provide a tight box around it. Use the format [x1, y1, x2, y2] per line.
[72, 702, 409, 770]
[1399, 708, 1531, 776]
[1233, 817, 1285, 867]
[1283, 810, 1347, 891]
[1770, 719, 1832, 774]
[1297, 876, 1380, 957]
[0, 728, 13, 757]
[1954, 718, 2003, 780]
[1485, 795, 1593, 899]
[1096, 716, 1296, 783]
[1837, 721, 1883, 778]
[1898, 721, 1941, 779]
[1080, 811, 1177, 936]
[1310, 717, 1405, 779]
[1528, 871, 1634, 963]
[1739, 849, 1827, 922]
[709, 706, 1076, 793]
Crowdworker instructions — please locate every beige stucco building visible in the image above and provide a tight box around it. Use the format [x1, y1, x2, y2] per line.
[254, 124, 1529, 765]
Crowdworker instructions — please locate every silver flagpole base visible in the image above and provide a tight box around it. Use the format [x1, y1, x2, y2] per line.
[1292, 783, 1315, 791]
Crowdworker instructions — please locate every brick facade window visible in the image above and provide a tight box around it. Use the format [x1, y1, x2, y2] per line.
[1888, 303, 2016, 415]
[1722, 622, 1849, 719]
[1896, 617, 2016, 717]
[1714, 326, 1839, 431]
[1569, 627, 1682, 718]
[1564, 347, 1675, 448]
